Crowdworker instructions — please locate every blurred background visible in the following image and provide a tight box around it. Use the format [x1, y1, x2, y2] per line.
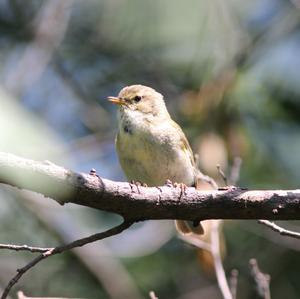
[0, 0, 300, 298]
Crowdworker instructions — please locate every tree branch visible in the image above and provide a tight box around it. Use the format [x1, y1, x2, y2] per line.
[1, 152, 300, 221]
[258, 220, 300, 239]
[1, 220, 133, 299]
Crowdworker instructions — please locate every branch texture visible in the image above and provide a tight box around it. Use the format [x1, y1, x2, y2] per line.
[1, 152, 300, 221]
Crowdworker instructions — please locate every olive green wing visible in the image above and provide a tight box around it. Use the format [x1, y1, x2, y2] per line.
[170, 120, 196, 168]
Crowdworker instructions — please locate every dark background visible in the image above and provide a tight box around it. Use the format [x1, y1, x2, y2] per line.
[1, 0, 300, 298]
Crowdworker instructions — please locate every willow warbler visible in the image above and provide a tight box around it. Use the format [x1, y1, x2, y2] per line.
[108, 84, 203, 235]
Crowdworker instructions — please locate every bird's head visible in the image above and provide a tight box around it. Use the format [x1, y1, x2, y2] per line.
[108, 85, 169, 117]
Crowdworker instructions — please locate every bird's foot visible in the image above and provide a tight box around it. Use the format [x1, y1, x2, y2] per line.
[129, 180, 148, 193]
[164, 179, 173, 187]
[173, 182, 187, 199]
[164, 180, 187, 198]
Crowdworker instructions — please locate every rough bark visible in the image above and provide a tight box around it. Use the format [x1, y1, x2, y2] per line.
[0, 152, 300, 222]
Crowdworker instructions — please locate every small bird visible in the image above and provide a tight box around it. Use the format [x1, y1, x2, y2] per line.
[108, 84, 203, 235]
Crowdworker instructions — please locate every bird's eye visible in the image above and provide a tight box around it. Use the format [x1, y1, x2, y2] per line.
[133, 95, 142, 102]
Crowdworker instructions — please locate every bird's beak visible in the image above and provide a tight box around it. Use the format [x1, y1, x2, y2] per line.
[107, 96, 126, 106]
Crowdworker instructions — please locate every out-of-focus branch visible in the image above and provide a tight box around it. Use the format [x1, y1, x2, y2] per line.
[21, 191, 143, 299]
[229, 269, 239, 299]
[1, 153, 300, 221]
[4, 0, 74, 95]
[210, 221, 232, 299]
[249, 259, 271, 299]
[179, 234, 211, 251]
[217, 164, 228, 186]
[229, 157, 242, 186]
[149, 291, 159, 299]
[1, 221, 133, 299]
[17, 290, 81, 299]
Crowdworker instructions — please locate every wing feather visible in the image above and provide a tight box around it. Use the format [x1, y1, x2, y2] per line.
[170, 120, 196, 168]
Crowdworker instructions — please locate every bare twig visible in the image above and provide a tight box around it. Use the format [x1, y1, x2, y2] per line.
[1, 220, 133, 299]
[194, 154, 218, 190]
[0, 244, 50, 253]
[249, 259, 271, 299]
[258, 220, 300, 239]
[210, 221, 232, 299]
[21, 192, 143, 299]
[1, 153, 300, 221]
[196, 170, 219, 190]
[216, 164, 228, 186]
[229, 269, 239, 299]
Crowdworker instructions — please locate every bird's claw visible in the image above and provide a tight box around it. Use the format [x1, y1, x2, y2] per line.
[165, 180, 187, 198]
[176, 183, 187, 198]
[129, 180, 147, 193]
[164, 179, 173, 187]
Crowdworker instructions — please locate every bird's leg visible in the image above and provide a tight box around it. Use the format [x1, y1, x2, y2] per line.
[164, 180, 187, 198]
[129, 180, 140, 193]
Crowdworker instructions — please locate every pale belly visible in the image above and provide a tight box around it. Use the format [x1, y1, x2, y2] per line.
[116, 130, 195, 187]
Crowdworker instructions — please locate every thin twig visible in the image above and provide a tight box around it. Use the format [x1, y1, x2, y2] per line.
[216, 164, 228, 186]
[196, 170, 219, 190]
[194, 154, 218, 190]
[0, 244, 50, 253]
[249, 259, 271, 299]
[1, 220, 133, 299]
[210, 221, 232, 299]
[229, 269, 239, 299]
[21, 194, 143, 299]
[258, 220, 300, 239]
